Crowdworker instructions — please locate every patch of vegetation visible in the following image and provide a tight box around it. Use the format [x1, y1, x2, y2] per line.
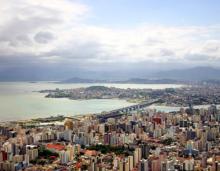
[87, 145, 134, 156]
[30, 146, 59, 165]
[85, 86, 110, 91]
[161, 138, 174, 145]
[30, 159, 48, 165]
[39, 146, 59, 158]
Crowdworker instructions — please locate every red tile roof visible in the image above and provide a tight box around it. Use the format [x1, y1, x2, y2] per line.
[85, 150, 97, 156]
[46, 144, 65, 151]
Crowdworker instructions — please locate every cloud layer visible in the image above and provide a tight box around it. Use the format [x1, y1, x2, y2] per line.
[0, 0, 220, 72]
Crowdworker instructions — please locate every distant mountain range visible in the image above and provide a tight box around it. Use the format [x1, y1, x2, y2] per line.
[61, 77, 182, 84]
[60, 67, 220, 83]
[61, 77, 102, 83]
[154, 66, 220, 81]
[115, 78, 182, 84]
[1, 66, 220, 82]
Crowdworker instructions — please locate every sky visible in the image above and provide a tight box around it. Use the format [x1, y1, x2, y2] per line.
[0, 0, 220, 80]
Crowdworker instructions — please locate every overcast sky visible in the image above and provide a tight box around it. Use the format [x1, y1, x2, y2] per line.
[0, 0, 220, 80]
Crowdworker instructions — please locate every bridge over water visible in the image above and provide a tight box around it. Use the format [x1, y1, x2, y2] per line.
[97, 99, 163, 122]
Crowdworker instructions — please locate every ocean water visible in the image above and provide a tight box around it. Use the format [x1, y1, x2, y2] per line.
[0, 82, 183, 121]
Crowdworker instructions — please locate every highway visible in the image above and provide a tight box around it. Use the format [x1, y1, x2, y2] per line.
[97, 99, 162, 122]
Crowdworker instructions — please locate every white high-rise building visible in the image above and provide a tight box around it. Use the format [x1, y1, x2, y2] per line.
[60, 150, 70, 164]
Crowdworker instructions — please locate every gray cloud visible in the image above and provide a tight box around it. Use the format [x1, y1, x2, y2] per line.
[184, 54, 211, 61]
[160, 49, 175, 57]
[34, 31, 55, 44]
[0, 0, 220, 80]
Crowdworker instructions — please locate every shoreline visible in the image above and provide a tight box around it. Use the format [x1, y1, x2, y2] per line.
[1, 103, 219, 124]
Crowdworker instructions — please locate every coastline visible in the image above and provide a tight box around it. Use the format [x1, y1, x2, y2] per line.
[1, 103, 219, 124]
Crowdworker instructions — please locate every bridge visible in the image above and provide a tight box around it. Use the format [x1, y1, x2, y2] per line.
[97, 99, 163, 122]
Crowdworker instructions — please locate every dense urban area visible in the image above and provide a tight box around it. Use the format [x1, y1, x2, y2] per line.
[1, 84, 220, 170]
[40, 84, 220, 106]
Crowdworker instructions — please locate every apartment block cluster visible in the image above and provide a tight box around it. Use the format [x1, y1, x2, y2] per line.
[1, 105, 220, 170]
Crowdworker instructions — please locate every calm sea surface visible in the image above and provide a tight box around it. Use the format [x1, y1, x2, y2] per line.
[0, 82, 184, 121]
